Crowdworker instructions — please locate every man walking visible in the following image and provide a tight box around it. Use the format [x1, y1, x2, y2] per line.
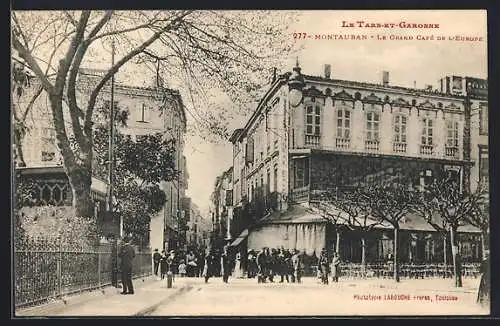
[152, 248, 162, 277]
[221, 245, 231, 283]
[119, 236, 136, 295]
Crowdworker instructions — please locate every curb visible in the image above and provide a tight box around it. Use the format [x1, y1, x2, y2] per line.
[15, 276, 155, 317]
[134, 284, 193, 316]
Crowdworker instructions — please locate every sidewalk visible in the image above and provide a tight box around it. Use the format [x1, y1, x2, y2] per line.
[15, 276, 195, 317]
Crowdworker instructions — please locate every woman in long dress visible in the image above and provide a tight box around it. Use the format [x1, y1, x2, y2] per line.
[233, 252, 243, 278]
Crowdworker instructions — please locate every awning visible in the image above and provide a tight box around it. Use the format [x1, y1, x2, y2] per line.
[230, 229, 249, 247]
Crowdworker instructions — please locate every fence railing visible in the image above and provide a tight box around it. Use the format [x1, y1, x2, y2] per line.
[14, 242, 152, 309]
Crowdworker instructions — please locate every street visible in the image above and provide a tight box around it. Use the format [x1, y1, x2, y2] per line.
[147, 277, 489, 316]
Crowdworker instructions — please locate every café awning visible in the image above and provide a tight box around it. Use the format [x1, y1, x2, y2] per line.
[230, 229, 249, 247]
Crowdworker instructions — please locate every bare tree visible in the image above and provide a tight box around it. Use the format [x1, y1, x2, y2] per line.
[315, 188, 381, 276]
[423, 177, 483, 287]
[358, 183, 415, 282]
[11, 10, 297, 217]
[465, 183, 489, 256]
[411, 188, 451, 276]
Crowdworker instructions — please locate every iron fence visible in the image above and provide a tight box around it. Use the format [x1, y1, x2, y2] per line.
[14, 239, 152, 309]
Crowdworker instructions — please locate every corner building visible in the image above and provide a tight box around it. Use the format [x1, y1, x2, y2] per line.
[229, 63, 484, 267]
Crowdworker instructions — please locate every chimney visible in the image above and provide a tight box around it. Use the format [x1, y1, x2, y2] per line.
[382, 71, 389, 86]
[271, 67, 277, 83]
[324, 64, 331, 79]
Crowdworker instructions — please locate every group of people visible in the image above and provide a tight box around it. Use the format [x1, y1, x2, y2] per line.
[318, 248, 341, 285]
[152, 248, 206, 280]
[246, 247, 305, 284]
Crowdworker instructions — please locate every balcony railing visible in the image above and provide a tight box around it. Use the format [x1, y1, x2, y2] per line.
[290, 185, 310, 203]
[305, 134, 321, 147]
[335, 138, 350, 149]
[365, 140, 380, 151]
[393, 142, 407, 153]
[445, 146, 459, 159]
[420, 144, 434, 156]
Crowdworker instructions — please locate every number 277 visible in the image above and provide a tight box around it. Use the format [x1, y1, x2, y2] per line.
[293, 33, 307, 39]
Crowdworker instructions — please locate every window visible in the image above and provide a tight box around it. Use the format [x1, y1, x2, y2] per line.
[479, 148, 489, 189]
[421, 118, 434, 146]
[336, 109, 351, 139]
[294, 158, 310, 188]
[365, 111, 380, 141]
[393, 115, 407, 143]
[41, 127, 56, 162]
[306, 104, 321, 135]
[266, 169, 271, 195]
[446, 120, 459, 148]
[273, 165, 278, 193]
[479, 103, 488, 135]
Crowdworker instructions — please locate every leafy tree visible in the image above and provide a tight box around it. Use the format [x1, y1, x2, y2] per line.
[358, 183, 415, 282]
[12, 10, 298, 217]
[93, 102, 177, 246]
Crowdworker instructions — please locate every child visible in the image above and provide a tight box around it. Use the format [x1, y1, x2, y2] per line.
[178, 260, 187, 278]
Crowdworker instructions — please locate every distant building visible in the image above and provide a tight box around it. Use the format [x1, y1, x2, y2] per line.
[228, 62, 485, 265]
[13, 66, 189, 251]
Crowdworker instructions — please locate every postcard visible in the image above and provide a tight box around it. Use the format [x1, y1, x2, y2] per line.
[11, 9, 489, 317]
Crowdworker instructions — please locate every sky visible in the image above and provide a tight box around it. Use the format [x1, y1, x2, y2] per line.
[182, 10, 487, 215]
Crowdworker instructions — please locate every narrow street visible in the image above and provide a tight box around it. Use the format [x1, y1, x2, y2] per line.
[147, 277, 488, 316]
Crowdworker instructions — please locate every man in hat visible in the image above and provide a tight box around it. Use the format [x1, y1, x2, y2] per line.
[152, 249, 162, 277]
[119, 235, 136, 294]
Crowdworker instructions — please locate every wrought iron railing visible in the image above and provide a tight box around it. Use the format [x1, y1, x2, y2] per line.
[290, 186, 310, 203]
[14, 240, 152, 309]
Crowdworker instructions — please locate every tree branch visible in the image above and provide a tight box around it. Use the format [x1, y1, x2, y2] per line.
[83, 10, 193, 135]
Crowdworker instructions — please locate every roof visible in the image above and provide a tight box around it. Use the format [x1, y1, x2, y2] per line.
[256, 204, 327, 225]
[303, 74, 465, 99]
[257, 203, 480, 233]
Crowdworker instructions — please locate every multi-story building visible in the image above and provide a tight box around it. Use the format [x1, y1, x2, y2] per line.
[229, 62, 484, 265]
[14, 66, 188, 251]
[210, 167, 233, 248]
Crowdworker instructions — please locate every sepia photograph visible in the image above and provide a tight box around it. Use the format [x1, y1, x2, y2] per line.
[11, 9, 490, 317]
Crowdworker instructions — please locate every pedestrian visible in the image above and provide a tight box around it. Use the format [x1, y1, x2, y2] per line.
[167, 250, 176, 281]
[204, 249, 217, 283]
[247, 249, 256, 278]
[331, 251, 341, 283]
[292, 249, 302, 284]
[119, 236, 135, 295]
[266, 248, 274, 283]
[233, 251, 244, 278]
[197, 250, 205, 278]
[160, 250, 168, 280]
[152, 248, 162, 277]
[278, 248, 288, 283]
[319, 248, 330, 285]
[179, 260, 187, 277]
[477, 249, 490, 307]
[256, 248, 267, 283]
[285, 249, 295, 283]
[221, 246, 231, 283]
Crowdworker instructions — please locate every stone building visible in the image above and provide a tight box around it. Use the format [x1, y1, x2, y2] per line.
[229, 62, 485, 265]
[13, 67, 188, 251]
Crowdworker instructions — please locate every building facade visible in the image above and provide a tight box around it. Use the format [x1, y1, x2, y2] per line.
[229, 63, 485, 265]
[14, 66, 188, 251]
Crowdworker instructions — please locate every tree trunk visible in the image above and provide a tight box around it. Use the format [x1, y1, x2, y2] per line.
[13, 127, 26, 167]
[450, 227, 463, 287]
[67, 165, 94, 218]
[361, 236, 366, 277]
[336, 229, 341, 260]
[393, 228, 400, 282]
[443, 233, 448, 278]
